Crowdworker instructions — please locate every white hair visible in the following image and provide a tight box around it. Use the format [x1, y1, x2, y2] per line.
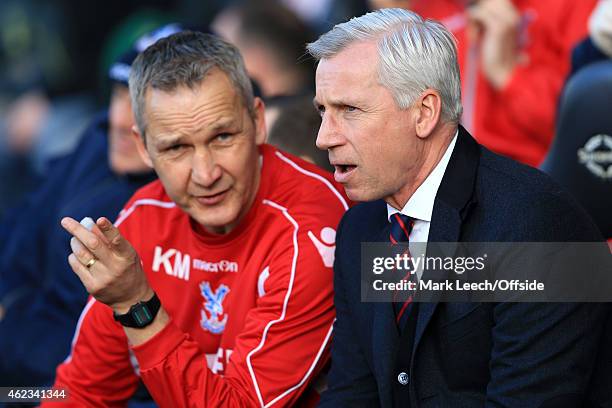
[307, 8, 462, 123]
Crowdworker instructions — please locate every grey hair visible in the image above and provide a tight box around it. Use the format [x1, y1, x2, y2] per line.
[307, 8, 462, 123]
[129, 31, 254, 136]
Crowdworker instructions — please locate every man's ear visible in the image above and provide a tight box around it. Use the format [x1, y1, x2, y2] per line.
[132, 125, 154, 168]
[252, 97, 268, 145]
[414, 89, 442, 139]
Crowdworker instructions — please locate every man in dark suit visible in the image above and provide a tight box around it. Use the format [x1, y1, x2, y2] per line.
[307, 8, 609, 407]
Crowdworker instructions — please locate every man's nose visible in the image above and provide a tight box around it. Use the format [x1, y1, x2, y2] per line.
[316, 113, 344, 151]
[191, 149, 222, 187]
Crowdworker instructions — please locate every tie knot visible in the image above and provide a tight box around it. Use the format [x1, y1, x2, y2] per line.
[389, 213, 414, 244]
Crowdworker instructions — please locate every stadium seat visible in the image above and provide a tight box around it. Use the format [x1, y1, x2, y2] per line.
[541, 60, 612, 239]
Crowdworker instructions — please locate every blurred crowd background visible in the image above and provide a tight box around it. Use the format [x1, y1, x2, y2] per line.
[0, 0, 369, 215]
[0, 0, 611, 402]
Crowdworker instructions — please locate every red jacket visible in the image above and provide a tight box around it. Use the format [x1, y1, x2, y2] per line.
[412, 0, 596, 166]
[44, 145, 349, 407]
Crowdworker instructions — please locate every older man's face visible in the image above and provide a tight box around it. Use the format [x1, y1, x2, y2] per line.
[136, 69, 266, 234]
[315, 40, 424, 203]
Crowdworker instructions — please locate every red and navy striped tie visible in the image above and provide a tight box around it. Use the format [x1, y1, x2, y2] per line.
[389, 213, 415, 328]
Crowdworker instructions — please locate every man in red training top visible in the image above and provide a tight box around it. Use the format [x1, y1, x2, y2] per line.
[47, 31, 349, 407]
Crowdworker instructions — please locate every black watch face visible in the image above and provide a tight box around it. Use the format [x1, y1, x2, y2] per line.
[132, 303, 153, 327]
[114, 293, 160, 328]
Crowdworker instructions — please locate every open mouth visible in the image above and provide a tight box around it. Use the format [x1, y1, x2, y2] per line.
[334, 164, 357, 182]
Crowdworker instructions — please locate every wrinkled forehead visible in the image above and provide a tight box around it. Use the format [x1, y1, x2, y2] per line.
[315, 41, 381, 99]
[143, 71, 248, 136]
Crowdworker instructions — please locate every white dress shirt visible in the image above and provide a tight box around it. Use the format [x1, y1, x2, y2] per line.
[387, 131, 458, 276]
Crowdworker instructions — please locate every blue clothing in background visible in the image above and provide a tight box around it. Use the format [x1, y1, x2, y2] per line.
[571, 36, 610, 76]
[0, 112, 155, 386]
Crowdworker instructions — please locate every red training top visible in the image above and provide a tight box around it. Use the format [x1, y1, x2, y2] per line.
[45, 145, 350, 407]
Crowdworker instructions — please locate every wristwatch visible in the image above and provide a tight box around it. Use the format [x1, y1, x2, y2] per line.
[113, 292, 161, 328]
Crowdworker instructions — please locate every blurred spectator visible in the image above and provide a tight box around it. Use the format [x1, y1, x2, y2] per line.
[0, 2, 177, 217]
[368, 0, 597, 167]
[267, 95, 334, 172]
[0, 91, 48, 215]
[0, 24, 190, 386]
[0, 90, 95, 216]
[281, 0, 369, 34]
[212, 0, 316, 99]
[572, 0, 612, 75]
[589, 0, 612, 59]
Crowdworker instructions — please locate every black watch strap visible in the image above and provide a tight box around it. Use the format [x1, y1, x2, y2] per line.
[113, 292, 161, 328]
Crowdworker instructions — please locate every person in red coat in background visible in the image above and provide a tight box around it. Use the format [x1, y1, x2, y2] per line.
[369, 0, 597, 167]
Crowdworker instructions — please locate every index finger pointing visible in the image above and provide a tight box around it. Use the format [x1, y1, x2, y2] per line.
[62, 216, 115, 260]
[61, 217, 100, 250]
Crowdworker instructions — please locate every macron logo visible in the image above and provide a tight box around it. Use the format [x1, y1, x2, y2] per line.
[152, 246, 190, 281]
[307, 227, 336, 268]
[193, 259, 238, 273]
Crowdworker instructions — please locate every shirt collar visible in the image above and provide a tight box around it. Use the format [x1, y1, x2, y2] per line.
[387, 130, 458, 222]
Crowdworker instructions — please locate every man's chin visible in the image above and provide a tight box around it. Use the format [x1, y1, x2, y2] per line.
[345, 186, 380, 203]
[190, 208, 240, 235]
[193, 219, 233, 235]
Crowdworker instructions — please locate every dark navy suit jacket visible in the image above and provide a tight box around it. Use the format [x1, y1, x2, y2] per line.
[319, 127, 609, 407]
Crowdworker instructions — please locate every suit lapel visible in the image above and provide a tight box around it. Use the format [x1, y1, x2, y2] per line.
[414, 200, 462, 350]
[413, 126, 481, 354]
